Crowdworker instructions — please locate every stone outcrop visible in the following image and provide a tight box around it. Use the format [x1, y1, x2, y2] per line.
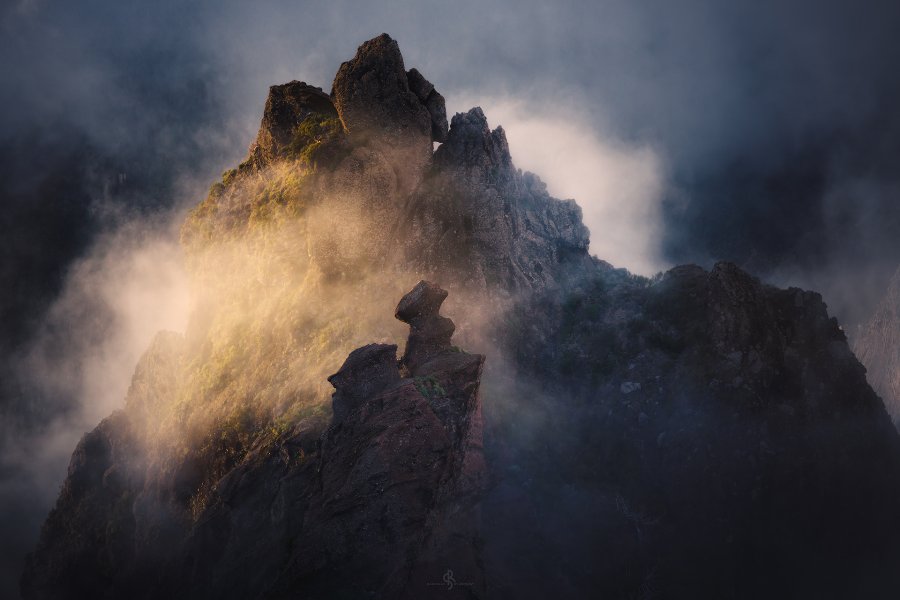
[243, 81, 338, 170]
[301, 35, 454, 277]
[406, 68, 448, 143]
[402, 107, 593, 291]
[395, 280, 455, 373]
[307, 286, 486, 597]
[331, 33, 444, 196]
[22, 283, 487, 600]
[327, 343, 399, 423]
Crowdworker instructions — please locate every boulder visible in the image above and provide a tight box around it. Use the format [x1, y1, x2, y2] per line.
[327, 343, 399, 422]
[395, 281, 456, 373]
[395, 279, 448, 323]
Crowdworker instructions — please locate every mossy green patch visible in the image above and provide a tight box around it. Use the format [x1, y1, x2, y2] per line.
[414, 375, 446, 399]
[286, 115, 347, 167]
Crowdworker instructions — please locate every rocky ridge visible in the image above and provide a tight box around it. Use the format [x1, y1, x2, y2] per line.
[400, 107, 592, 291]
[182, 33, 589, 292]
[23, 282, 486, 599]
[484, 261, 900, 598]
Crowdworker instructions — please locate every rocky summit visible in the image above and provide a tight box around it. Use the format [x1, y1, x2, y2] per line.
[21, 34, 900, 599]
[402, 107, 593, 291]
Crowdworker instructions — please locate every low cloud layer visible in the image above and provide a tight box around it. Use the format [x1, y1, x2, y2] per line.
[0, 207, 191, 595]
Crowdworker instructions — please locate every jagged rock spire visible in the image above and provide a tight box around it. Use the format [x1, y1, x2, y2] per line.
[401, 107, 592, 291]
[331, 34, 446, 145]
[244, 81, 337, 170]
[435, 107, 512, 174]
[407, 67, 449, 143]
[331, 33, 446, 196]
[395, 280, 456, 374]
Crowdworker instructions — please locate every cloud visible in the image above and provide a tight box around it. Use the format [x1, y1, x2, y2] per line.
[2, 0, 900, 593]
[449, 94, 668, 275]
[22, 214, 191, 426]
[0, 205, 191, 596]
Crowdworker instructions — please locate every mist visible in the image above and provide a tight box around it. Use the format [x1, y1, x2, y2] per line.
[0, 206, 191, 593]
[3, 0, 900, 596]
[450, 95, 668, 275]
[22, 217, 190, 427]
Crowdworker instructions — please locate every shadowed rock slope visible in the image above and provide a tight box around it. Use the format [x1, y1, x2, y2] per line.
[23, 283, 486, 599]
[854, 265, 900, 425]
[487, 261, 900, 599]
[22, 33, 900, 600]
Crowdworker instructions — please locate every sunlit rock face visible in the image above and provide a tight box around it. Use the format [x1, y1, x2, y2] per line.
[21, 33, 900, 600]
[23, 283, 486, 600]
[331, 33, 441, 197]
[854, 265, 900, 423]
[244, 81, 338, 171]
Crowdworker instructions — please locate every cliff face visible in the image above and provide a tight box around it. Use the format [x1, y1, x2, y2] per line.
[402, 107, 592, 291]
[22, 34, 900, 599]
[490, 262, 900, 598]
[854, 265, 900, 424]
[23, 283, 486, 599]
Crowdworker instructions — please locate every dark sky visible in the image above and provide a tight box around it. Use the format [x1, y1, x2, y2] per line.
[1, 0, 899, 596]
[4, 0, 899, 313]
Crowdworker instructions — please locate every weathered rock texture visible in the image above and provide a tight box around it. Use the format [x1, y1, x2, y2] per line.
[331, 33, 442, 196]
[854, 264, 900, 423]
[406, 67, 449, 143]
[402, 107, 593, 291]
[395, 280, 455, 373]
[489, 261, 900, 598]
[328, 343, 399, 423]
[244, 81, 338, 171]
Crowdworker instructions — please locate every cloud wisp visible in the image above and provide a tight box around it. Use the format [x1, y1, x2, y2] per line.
[449, 94, 668, 275]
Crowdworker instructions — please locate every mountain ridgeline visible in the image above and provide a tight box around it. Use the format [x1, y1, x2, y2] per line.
[21, 34, 900, 599]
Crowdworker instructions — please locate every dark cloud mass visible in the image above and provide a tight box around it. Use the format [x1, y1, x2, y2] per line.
[1, 0, 899, 596]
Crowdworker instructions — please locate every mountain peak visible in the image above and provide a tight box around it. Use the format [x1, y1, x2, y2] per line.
[436, 107, 512, 173]
[244, 81, 337, 171]
[330, 34, 446, 195]
[24, 33, 900, 600]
